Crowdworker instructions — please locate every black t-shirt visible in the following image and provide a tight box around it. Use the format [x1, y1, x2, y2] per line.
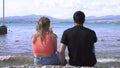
[61, 25, 97, 66]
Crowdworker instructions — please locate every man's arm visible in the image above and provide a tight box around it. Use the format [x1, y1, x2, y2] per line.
[59, 43, 66, 66]
[94, 31, 97, 43]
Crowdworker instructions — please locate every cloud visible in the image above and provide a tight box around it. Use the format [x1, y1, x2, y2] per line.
[0, 0, 120, 19]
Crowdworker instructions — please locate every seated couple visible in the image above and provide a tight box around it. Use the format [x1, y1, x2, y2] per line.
[31, 10, 97, 67]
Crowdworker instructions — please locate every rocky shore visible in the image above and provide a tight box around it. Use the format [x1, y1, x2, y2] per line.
[0, 55, 120, 68]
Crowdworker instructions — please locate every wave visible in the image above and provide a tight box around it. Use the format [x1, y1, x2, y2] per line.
[0, 55, 33, 61]
[0, 55, 120, 68]
[0, 55, 33, 66]
[0, 55, 120, 66]
[0, 55, 11, 61]
[97, 58, 120, 63]
[66, 56, 120, 63]
[1, 55, 120, 63]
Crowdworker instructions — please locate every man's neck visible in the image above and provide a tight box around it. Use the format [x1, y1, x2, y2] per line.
[74, 22, 83, 26]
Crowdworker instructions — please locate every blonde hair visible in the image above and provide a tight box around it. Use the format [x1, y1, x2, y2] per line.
[36, 17, 50, 41]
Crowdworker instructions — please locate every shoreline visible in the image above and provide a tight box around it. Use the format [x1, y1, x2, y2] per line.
[0, 62, 120, 68]
[0, 55, 120, 67]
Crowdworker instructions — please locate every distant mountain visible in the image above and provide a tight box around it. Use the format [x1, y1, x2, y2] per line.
[0, 15, 72, 23]
[86, 15, 120, 20]
[0, 15, 120, 23]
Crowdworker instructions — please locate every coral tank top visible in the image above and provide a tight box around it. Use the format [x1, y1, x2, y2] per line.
[32, 33, 55, 56]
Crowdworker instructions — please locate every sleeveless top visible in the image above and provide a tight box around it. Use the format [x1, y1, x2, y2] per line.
[32, 32, 55, 56]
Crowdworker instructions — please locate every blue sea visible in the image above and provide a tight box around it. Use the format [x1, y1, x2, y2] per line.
[0, 21, 120, 66]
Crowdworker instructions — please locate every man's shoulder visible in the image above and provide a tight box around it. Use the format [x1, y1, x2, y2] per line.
[64, 27, 74, 33]
[83, 27, 97, 37]
[84, 27, 95, 32]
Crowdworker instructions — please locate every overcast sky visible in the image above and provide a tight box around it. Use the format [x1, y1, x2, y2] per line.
[0, 0, 120, 19]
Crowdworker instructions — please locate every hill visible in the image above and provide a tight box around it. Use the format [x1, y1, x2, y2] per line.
[0, 15, 120, 23]
[0, 15, 71, 23]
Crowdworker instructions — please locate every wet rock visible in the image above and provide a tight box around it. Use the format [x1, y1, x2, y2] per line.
[0, 25, 7, 35]
[101, 39, 104, 41]
[15, 40, 19, 42]
[117, 39, 120, 41]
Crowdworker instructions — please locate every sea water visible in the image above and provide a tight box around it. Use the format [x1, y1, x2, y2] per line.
[0, 21, 120, 66]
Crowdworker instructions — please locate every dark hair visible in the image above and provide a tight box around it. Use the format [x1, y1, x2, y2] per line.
[73, 11, 85, 24]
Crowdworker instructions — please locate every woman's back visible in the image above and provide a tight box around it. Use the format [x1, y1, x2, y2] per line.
[32, 32, 55, 57]
[31, 17, 60, 65]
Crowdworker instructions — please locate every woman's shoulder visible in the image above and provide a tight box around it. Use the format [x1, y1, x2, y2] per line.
[34, 33, 39, 36]
[47, 32, 57, 38]
[45, 32, 57, 41]
[52, 33, 57, 38]
[32, 33, 39, 43]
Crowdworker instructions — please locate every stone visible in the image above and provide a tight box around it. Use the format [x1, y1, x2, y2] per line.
[0, 25, 7, 35]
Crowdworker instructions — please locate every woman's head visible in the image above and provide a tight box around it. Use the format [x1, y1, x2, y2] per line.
[36, 16, 50, 41]
[36, 16, 50, 32]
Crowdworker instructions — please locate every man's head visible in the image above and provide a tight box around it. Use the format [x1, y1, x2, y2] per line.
[73, 11, 85, 25]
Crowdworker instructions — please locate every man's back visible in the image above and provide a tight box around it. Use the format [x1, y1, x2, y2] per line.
[61, 25, 97, 66]
[59, 10, 97, 66]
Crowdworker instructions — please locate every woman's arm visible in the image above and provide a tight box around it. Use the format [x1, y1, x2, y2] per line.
[49, 27, 58, 51]
[52, 33, 57, 51]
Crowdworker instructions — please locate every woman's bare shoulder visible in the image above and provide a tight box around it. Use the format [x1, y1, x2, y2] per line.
[31, 33, 39, 43]
[52, 33, 57, 38]
[32, 33, 39, 37]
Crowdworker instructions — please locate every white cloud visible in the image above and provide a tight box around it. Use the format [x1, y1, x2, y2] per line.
[0, 0, 120, 19]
